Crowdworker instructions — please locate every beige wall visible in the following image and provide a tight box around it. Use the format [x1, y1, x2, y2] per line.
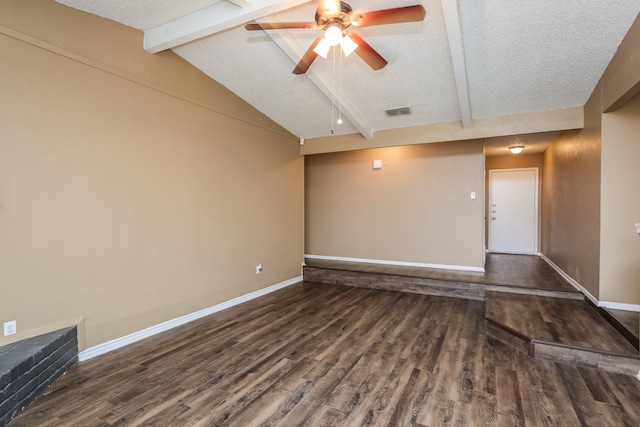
[305, 141, 486, 269]
[597, 12, 640, 306]
[486, 153, 543, 171]
[600, 93, 640, 304]
[541, 13, 640, 306]
[602, 13, 640, 112]
[0, 0, 287, 138]
[542, 86, 602, 299]
[0, 1, 303, 348]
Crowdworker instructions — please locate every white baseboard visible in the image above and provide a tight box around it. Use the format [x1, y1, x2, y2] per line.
[540, 254, 640, 312]
[539, 253, 599, 305]
[304, 254, 485, 273]
[598, 301, 640, 312]
[78, 276, 302, 361]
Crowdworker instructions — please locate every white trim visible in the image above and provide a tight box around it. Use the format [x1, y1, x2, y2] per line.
[78, 276, 301, 361]
[540, 254, 640, 312]
[304, 254, 485, 273]
[143, 0, 310, 53]
[540, 253, 598, 305]
[441, 0, 472, 128]
[598, 301, 640, 312]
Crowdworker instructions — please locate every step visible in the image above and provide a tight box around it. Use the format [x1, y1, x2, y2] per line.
[599, 308, 639, 351]
[487, 320, 640, 378]
[303, 264, 584, 301]
[485, 292, 640, 378]
[302, 258, 640, 377]
[304, 265, 487, 300]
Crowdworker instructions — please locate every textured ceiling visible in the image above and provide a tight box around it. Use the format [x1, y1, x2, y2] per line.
[56, 0, 640, 147]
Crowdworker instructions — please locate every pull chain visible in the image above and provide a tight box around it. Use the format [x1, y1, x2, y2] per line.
[331, 45, 336, 134]
[337, 46, 343, 125]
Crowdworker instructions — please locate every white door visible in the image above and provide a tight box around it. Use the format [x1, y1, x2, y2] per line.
[488, 168, 538, 254]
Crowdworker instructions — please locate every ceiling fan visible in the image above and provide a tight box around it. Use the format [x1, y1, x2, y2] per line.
[245, 1, 427, 74]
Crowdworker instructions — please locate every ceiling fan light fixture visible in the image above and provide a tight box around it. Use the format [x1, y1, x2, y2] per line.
[509, 145, 525, 154]
[313, 38, 331, 58]
[324, 25, 343, 46]
[341, 35, 358, 57]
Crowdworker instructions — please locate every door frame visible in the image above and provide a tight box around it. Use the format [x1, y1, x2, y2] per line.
[487, 167, 539, 254]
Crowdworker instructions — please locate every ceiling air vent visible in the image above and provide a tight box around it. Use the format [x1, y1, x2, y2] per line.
[385, 106, 411, 117]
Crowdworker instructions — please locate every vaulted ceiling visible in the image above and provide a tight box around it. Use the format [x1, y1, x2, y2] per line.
[55, 0, 639, 148]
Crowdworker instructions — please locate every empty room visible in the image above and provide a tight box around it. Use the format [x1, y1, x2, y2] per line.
[1, 0, 640, 426]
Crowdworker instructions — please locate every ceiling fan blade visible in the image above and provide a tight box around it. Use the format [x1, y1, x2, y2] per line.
[348, 32, 388, 71]
[245, 21, 317, 31]
[350, 5, 426, 28]
[293, 37, 323, 74]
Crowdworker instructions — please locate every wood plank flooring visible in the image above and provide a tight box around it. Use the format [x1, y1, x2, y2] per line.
[485, 292, 637, 354]
[609, 309, 640, 336]
[9, 283, 640, 426]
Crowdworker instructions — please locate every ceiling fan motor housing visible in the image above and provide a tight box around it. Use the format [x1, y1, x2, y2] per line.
[315, 1, 354, 30]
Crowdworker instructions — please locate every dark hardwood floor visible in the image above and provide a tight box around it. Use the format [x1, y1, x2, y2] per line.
[609, 309, 640, 336]
[9, 283, 640, 426]
[486, 292, 637, 354]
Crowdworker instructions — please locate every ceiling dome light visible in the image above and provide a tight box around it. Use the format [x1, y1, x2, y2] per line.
[509, 145, 525, 154]
[324, 25, 343, 46]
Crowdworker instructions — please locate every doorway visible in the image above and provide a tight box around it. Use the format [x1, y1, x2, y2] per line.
[488, 168, 538, 254]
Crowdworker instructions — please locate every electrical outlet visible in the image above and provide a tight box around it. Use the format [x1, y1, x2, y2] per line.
[256, 263, 263, 274]
[4, 320, 16, 336]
